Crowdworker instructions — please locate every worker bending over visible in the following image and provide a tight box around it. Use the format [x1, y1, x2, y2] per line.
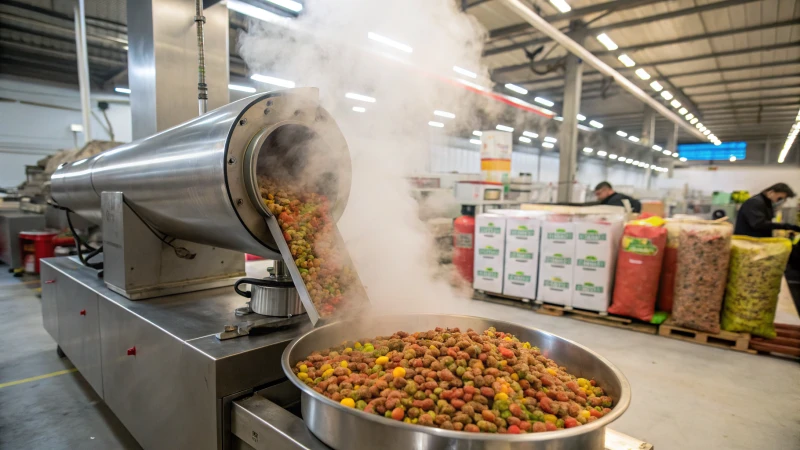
[735, 183, 800, 237]
[593, 182, 642, 213]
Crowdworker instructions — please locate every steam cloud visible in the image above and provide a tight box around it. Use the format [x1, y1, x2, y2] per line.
[238, 0, 494, 313]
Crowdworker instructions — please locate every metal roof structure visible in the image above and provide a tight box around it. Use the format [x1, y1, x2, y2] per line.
[465, 0, 800, 163]
[1, 0, 798, 163]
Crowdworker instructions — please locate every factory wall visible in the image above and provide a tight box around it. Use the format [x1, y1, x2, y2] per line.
[664, 166, 800, 196]
[0, 77, 132, 186]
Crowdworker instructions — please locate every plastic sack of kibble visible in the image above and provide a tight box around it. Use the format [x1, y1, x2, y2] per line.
[720, 236, 792, 338]
[657, 216, 705, 313]
[670, 220, 733, 333]
[608, 222, 667, 321]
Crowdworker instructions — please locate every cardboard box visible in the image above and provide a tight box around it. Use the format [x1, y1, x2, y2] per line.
[504, 215, 540, 271]
[538, 271, 573, 305]
[473, 214, 506, 294]
[571, 219, 622, 312]
[474, 214, 507, 244]
[540, 221, 575, 253]
[473, 260, 504, 294]
[503, 265, 537, 299]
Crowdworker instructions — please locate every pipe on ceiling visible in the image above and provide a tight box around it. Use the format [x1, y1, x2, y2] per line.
[500, 0, 707, 141]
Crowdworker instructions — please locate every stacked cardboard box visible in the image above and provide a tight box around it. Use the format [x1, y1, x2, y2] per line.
[502, 214, 541, 299]
[572, 218, 620, 312]
[538, 219, 575, 306]
[472, 213, 506, 294]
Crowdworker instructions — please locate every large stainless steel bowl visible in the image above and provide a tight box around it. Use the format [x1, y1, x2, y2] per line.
[282, 314, 631, 450]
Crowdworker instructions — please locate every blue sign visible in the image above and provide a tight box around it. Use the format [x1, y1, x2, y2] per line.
[677, 142, 746, 161]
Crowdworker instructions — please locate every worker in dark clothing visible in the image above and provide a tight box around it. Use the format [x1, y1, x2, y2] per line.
[734, 183, 800, 238]
[593, 182, 642, 213]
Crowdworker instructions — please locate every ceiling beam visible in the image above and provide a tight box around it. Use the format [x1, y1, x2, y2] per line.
[681, 74, 800, 89]
[0, 41, 125, 67]
[691, 83, 800, 98]
[487, 0, 664, 41]
[485, 0, 760, 55]
[462, 0, 493, 11]
[667, 60, 800, 79]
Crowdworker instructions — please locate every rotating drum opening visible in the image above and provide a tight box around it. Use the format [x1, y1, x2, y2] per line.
[245, 123, 346, 221]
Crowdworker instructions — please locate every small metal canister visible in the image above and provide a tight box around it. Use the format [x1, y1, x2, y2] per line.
[234, 261, 305, 317]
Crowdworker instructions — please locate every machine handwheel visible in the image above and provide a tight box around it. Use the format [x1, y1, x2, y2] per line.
[56, 345, 66, 358]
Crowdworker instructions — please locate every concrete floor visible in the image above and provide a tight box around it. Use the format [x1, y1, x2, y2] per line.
[1, 267, 799, 450]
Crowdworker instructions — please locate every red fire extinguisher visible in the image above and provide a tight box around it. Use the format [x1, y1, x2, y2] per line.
[453, 205, 476, 283]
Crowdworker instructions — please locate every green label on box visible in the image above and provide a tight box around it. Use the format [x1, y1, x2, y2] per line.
[478, 246, 501, 256]
[543, 277, 569, 289]
[579, 229, 607, 241]
[622, 236, 658, 256]
[545, 253, 572, 265]
[477, 268, 499, 278]
[577, 255, 606, 268]
[508, 271, 531, 282]
[510, 248, 533, 260]
[546, 228, 573, 240]
[576, 282, 604, 293]
[510, 225, 535, 237]
[479, 222, 502, 234]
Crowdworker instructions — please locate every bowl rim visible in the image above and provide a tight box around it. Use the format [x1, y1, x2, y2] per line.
[281, 313, 631, 442]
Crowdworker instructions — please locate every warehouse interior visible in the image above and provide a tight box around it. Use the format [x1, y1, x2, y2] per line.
[1, 1, 799, 450]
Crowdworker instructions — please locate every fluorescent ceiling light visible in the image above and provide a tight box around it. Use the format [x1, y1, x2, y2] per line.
[263, 0, 303, 12]
[616, 130, 628, 137]
[644, 164, 650, 168]
[434, 110, 455, 119]
[473, 130, 482, 136]
[690, 118, 699, 124]
[544, 136, 558, 143]
[352, 106, 366, 113]
[123, 45, 128, 51]
[625, 158, 633, 163]
[457, 78, 486, 91]
[506, 96, 535, 108]
[523, 131, 538, 138]
[549, 0, 571, 13]
[670, 100, 681, 108]
[519, 136, 532, 143]
[660, 90, 674, 100]
[699, 126, 707, 132]
[650, 81, 663, 92]
[673, 153, 679, 158]
[554, 116, 564, 121]
[114, 87, 131, 94]
[635, 68, 651, 80]
[577, 114, 586, 121]
[680, 157, 687, 162]
[685, 113, 694, 120]
[609, 154, 618, 160]
[652, 145, 662, 151]
[663, 150, 672, 156]
[539, 109, 554, 115]
[428, 121, 444, 128]
[534, 97, 554, 107]
[228, 0, 287, 22]
[367, 32, 413, 53]
[496, 124, 514, 132]
[597, 150, 608, 157]
[470, 139, 482, 145]
[453, 66, 477, 79]
[228, 84, 256, 93]
[542, 142, 555, 148]
[505, 83, 528, 95]
[346, 93, 376, 103]
[251, 74, 296, 88]
[628, 135, 640, 142]
[696, 122, 704, 129]
[618, 54, 636, 67]
[589, 120, 604, 129]
[596, 33, 618, 51]
[703, 129, 711, 135]
[729, 156, 736, 162]
[583, 147, 593, 153]
[634, 161, 641, 166]
[678, 107, 688, 115]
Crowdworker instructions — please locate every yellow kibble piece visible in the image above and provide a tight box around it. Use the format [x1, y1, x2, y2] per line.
[579, 410, 591, 420]
[511, 373, 519, 381]
[344, 348, 353, 354]
[499, 360, 508, 367]
[354, 342, 362, 349]
[340, 398, 355, 408]
[487, 331, 495, 337]
[577, 378, 589, 387]
[522, 342, 531, 349]
[299, 364, 308, 373]
[494, 393, 509, 402]
[322, 369, 335, 378]
[297, 372, 308, 380]
[375, 356, 389, 366]
[546, 368, 557, 376]
[544, 414, 557, 423]
[354, 385, 360, 389]
[340, 360, 349, 368]
[429, 345, 437, 351]
[503, 336, 512, 341]
[412, 418, 418, 424]
[393, 366, 406, 378]
[403, 417, 411, 423]
[320, 364, 332, 373]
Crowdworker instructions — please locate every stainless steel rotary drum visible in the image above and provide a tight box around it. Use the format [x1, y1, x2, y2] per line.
[282, 314, 631, 450]
[50, 88, 352, 259]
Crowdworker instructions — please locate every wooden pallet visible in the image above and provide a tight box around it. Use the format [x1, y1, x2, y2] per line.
[749, 323, 800, 358]
[658, 320, 754, 353]
[472, 290, 535, 308]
